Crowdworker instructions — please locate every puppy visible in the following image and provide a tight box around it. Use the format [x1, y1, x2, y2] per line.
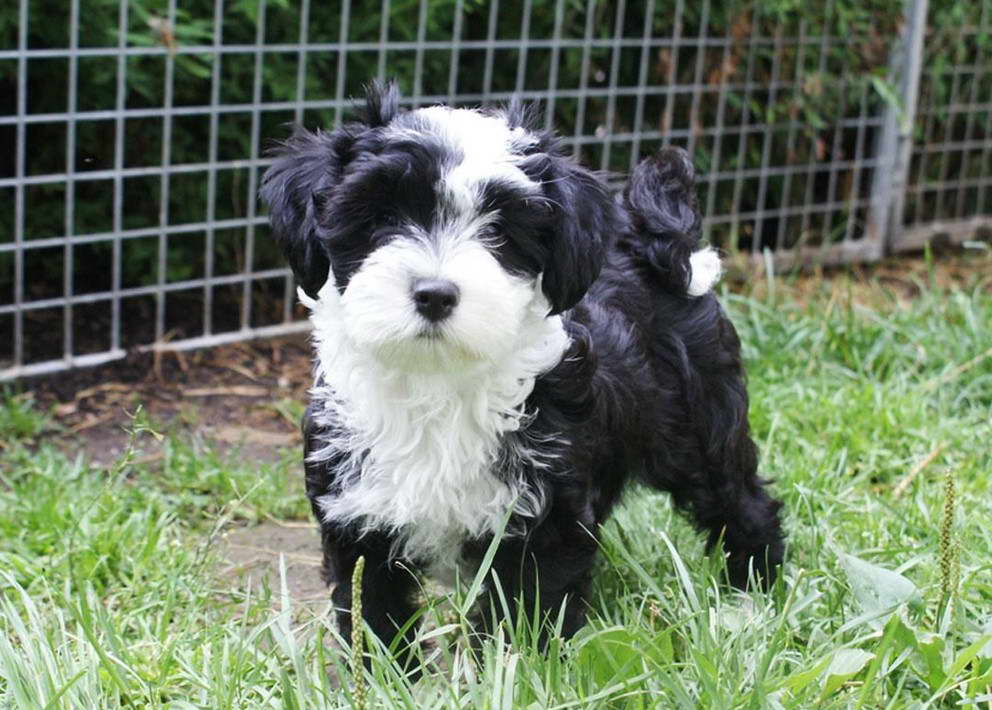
[261, 82, 784, 660]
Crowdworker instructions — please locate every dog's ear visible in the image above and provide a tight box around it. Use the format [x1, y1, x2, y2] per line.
[261, 128, 354, 298]
[521, 152, 617, 314]
[261, 81, 402, 298]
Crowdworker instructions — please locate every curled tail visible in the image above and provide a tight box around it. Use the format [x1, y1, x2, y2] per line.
[624, 147, 721, 297]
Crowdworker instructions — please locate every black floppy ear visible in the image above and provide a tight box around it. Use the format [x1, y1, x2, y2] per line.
[261, 81, 402, 298]
[261, 128, 355, 298]
[522, 152, 617, 314]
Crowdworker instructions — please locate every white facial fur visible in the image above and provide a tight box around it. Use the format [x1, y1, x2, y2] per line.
[302, 107, 569, 570]
[339, 218, 537, 371]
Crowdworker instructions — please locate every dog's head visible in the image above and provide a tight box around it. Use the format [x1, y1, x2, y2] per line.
[261, 82, 619, 370]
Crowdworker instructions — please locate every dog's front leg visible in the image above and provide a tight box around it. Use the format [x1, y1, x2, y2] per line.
[322, 527, 422, 668]
[472, 515, 599, 646]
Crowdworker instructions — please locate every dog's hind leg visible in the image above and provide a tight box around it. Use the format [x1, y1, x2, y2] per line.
[706, 477, 784, 590]
[644, 418, 784, 589]
[641, 327, 785, 589]
[689, 455, 785, 591]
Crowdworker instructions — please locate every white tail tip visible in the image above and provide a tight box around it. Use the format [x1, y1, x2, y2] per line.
[687, 247, 722, 297]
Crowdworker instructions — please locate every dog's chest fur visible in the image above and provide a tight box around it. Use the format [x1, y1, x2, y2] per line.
[304, 288, 569, 569]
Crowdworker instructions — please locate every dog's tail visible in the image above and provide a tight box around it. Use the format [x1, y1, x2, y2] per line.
[623, 147, 721, 297]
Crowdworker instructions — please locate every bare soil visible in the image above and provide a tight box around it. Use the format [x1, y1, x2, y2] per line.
[220, 522, 330, 611]
[27, 334, 313, 466]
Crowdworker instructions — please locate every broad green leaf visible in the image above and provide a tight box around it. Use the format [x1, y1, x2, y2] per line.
[837, 552, 920, 615]
[947, 636, 992, 681]
[657, 630, 674, 663]
[823, 648, 874, 695]
[980, 619, 992, 659]
[575, 627, 645, 688]
[779, 654, 832, 693]
[876, 612, 923, 659]
[915, 632, 947, 691]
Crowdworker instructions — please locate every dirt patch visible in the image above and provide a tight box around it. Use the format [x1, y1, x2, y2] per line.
[220, 521, 330, 610]
[25, 334, 313, 467]
[725, 248, 992, 306]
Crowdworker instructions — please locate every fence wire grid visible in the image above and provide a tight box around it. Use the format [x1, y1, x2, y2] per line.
[1, 0, 990, 380]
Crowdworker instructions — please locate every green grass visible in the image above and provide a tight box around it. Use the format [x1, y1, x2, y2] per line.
[2, 258, 991, 708]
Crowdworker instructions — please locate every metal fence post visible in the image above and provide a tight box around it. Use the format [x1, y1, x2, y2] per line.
[867, 0, 929, 257]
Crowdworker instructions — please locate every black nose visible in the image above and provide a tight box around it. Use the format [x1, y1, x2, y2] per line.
[412, 279, 460, 322]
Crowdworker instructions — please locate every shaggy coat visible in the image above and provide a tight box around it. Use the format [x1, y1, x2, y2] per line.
[261, 82, 784, 660]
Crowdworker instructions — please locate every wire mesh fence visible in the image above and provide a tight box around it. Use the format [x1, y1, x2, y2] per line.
[900, 0, 992, 250]
[0, 0, 989, 380]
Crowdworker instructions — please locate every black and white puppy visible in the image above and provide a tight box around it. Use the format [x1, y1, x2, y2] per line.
[261, 82, 784, 658]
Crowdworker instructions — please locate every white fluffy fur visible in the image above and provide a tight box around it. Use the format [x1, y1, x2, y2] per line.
[687, 247, 723, 296]
[302, 219, 569, 569]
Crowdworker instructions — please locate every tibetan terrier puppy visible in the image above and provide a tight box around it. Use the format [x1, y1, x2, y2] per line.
[261, 82, 784, 660]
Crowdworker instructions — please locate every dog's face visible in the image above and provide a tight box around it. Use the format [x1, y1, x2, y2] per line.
[262, 83, 618, 370]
